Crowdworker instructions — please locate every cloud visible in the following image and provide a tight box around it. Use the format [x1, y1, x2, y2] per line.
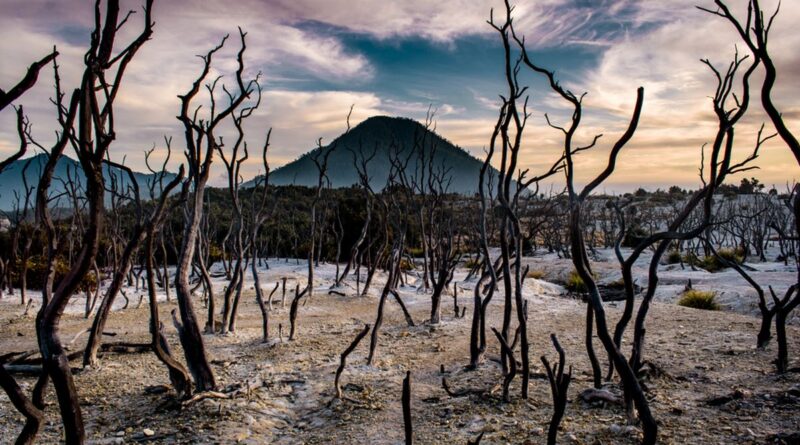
[1, 0, 798, 193]
[0, 0, 376, 180]
[490, 0, 800, 191]
[262, 0, 673, 48]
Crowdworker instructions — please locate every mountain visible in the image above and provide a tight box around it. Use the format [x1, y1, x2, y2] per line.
[0, 153, 177, 211]
[261, 116, 496, 195]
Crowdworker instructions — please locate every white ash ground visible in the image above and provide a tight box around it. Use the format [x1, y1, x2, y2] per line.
[0, 252, 798, 444]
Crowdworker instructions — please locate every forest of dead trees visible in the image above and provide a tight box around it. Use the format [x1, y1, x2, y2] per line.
[0, 0, 798, 444]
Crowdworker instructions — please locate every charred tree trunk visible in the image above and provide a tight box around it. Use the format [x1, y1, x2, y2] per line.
[146, 215, 191, 397]
[334, 324, 370, 398]
[585, 302, 602, 389]
[0, 365, 44, 445]
[83, 225, 146, 367]
[402, 371, 412, 445]
[542, 334, 571, 445]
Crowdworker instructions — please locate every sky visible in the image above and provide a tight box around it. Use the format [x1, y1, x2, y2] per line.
[0, 0, 797, 192]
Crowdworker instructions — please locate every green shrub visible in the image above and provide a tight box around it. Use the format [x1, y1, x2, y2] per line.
[666, 250, 682, 264]
[716, 247, 744, 265]
[682, 248, 743, 272]
[564, 270, 598, 293]
[12, 256, 97, 292]
[406, 247, 424, 257]
[677, 290, 720, 311]
[681, 252, 699, 266]
[622, 226, 649, 248]
[208, 244, 225, 264]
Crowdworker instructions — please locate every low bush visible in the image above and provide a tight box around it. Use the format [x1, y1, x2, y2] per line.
[526, 269, 546, 280]
[399, 258, 415, 271]
[716, 247, 744, 265]
[564, 270, 598, 293]
[677, 290, 720, 311]
[406, 246, 424, 257]
[682, 247, 743, 272]
[666, 250, 682, 264]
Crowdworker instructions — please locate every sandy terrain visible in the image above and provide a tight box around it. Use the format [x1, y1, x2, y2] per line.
[0, 257, 798, 444]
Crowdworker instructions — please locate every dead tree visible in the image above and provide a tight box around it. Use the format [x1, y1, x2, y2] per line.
[8, 55, 79, 445]
[33, 1, 155, 441]
[491, 327, 517, 403]
[330, 202, 344, 279]
[486, 4, 571, 399]
[84, 157, 156, 367]
[467, 124, 502, 369]
[218, 75, 262, 334]
[541, 334, 572, 445]
[332, 145, 375, 287]
[0, 363, 44, 445]
[0, 50, 58, 112]
[402, 111, 461, 323]
[402, 371, 413, 445]
[0, 45, 58, 445]
[366, 147, 413, 365]
[629, 50, 764, 381]
[198, 193, 217, 332]
[4, 161, 35, 306]
[138, 155, 193, 397]
[335, 144, 377, 291]
[422, 171, 460, 325]
[701, 0, 799, 165]
[0, 55, 59, 230]
[702, 0, 800, 375]
[248, 131, 274, 342]
[174, 28, 258, 392]
[468, 267, 495, 368]
[771, 284, 800, 373]
[307, 110, 349, 298]
[497, 1, 656, 439]
[334, 323, 370, 398]
[289, 284, 309, 340]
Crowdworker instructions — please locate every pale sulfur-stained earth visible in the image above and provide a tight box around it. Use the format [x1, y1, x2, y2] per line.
[0, 254, 799, 444]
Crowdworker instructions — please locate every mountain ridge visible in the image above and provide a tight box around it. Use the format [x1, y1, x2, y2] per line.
[0, 153, 177, 211]
[257, 115, 495, 194]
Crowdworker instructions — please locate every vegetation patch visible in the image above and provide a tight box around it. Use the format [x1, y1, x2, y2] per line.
[526, 269, 546, 280]
[564, 270, 599, 293]
[678, 290, 720, 311]
[666, 250, 682, 264]
[12, 256, 97, 292]
[682, 247, 744, 272]
[463, 258, 480, 269]
[399, 258, 416, 271]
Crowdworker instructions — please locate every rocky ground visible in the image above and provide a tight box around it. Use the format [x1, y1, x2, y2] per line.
[0, 257, 799, 444]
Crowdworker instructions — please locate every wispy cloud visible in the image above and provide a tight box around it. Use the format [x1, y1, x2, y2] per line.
[0, 0, 797, 191]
